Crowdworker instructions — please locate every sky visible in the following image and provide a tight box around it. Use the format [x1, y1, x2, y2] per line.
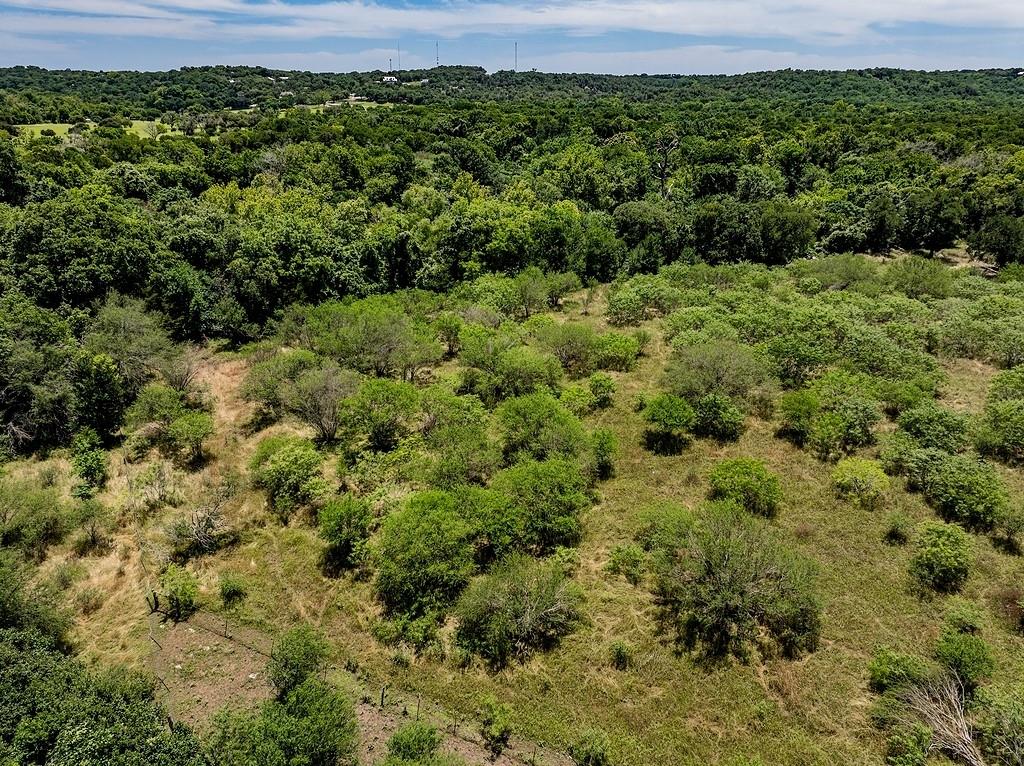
[0, 0, 1022, 75]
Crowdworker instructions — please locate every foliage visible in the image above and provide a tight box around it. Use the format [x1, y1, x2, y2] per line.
[206, 678, 357, 766]
[495, 392, 586, 463]
[708, 458, 783, 518]
[831, 458, 890, 510]
[933, 630, 995, 689]
[478, 696, 514, 758]
[691, 393, 746, 442]
[641, 393, 694, 455]
[374, 494, 476, 616]
[156, 563, 198, 622]
[655, 506, 821, 660]
[922, 454, 1009, 531]
[318, 494, 372, 572]
[897, 402, 969, 453]
[455, 555, 584, 668]
[249, 436, 325, 520]
[910, 522, 973, 593]
[267, 624, 330, 699]
[568, 728, 613, 766]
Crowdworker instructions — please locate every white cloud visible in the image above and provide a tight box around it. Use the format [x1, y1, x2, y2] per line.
[3, 0, 1024, 44]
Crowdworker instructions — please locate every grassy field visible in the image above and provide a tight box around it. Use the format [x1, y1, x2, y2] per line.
[21, 285, 1024, 766]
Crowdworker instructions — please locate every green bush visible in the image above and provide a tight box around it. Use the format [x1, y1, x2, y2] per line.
[910, 522, 973, 593]
[888, 256, 953, 299]
[268, 624, 329, 698]
[166, 411, 214, 465]
[478, 697, 514, 758]
[455, 555, 583, 668]
[708, 458, 782, 518]
[588, 372, 616, 408]
[922, 454, 1009, 531]
[607, 543, 645, 585]
[777, 389, 820, 447]
[157, 563, 198, 622]
[665, 341, 773, 405]
[608, 640, 632, 670]
[218, 572, 248, 608]
[831, 458, 890, 510]
[568, 728, 612, 766]
[385, 721, 444, 762]
[884, 512, 913, 546]
[656, 506, 820, 660]
[496, 392, 586, 463]
[987, 365, 1024, 403]
[494, 346, 562, 398]
[867, 647, 930, 693]
[590, 428, 618, 480]
[347, 378, 419, 452]
[808, 397, 881, 462]
[641, 394, 694, 455]
[976, 398, 1024, 464]
[896, 402, 969, 453]
[374, 494, 476, 616]
[692, 393, 746, 442]
[319, 494, 372, 572]
[593, 332, 641, 372]
[560, 384, 598, 417]
[207, 678, 356, 766]
[249, 436, 325, 520]
[490, 459, 590, 553]
[933, 630, 995, 689]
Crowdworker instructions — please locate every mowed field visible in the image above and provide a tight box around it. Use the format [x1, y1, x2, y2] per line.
[16, 283, 1022, 766]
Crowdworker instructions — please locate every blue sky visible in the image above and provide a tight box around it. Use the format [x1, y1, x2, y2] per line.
[0, 1, 1021, 75]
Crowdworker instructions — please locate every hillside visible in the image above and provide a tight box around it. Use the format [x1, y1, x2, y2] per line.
[2, 67, 1024, 766]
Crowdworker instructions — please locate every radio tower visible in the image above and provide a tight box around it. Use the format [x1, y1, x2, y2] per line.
[515, 41, 518, 72]
[436, 41, 439, 68]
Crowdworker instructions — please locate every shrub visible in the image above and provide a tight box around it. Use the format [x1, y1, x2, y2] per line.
[70, 428, 108, 495]
[592, 332, 641, 371]
[568, 728, 612, 766]
[777, 389, 820, 447]
[496, 392, 587, 464]
[933, 630, 995, 689]
[976, 689, 1024, 766]
[282, 361, 360, 442]
[987, 365, 1024, 403]
[455, 555, 583, 668]
[490, 459, 590, 553]
[606, 543, 645, 585]
[374, 495, 476, 616]
[166, 411, 214, 465]
[588, 373, 616, 408]
[884, 512, 914, 546]
[319, 494, 372, 572]
[656, 506, 821, 660]
[608, 640, 632, 670]
[976, 398, 1024, 464]
[897, 402, 969, 453]
[156, 563, 198, 622]
[691, 393, 746, 442]
[641, 394, 694, 455]
[207, 678, 357, 766]
[831, 458, 890, 510]
[219, 573, 247, 608]
[494, 346, 563, 398]
[808, 396, 882, 461]
[249, 436, 325, 521]
[867, 647, 930, 693]
[386, 721, 444, 762]
[910, 522, 973, 593]
[922, 454, 1009, 531]
[888, 256, 953, 299]
[347, 378, 419, 452]
[589, 428, 618, 481]
[560, 384, 598, 417]
[268, 624, 329, 698]
[665, 341, 773, 405]
[478, 697, 514, 758]
[708, 458, 782, 518]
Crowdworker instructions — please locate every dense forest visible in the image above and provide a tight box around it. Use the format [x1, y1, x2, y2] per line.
[1, 66, 1024, 766]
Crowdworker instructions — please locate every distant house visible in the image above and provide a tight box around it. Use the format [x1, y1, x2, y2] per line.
[382, 76, 399, 84]
[280, 91, 294, 97]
